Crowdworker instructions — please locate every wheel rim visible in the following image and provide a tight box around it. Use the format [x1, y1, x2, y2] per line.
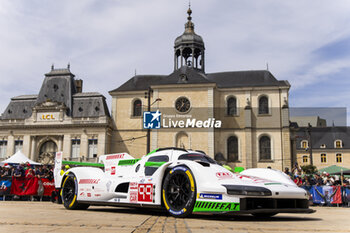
[63, 177, 75, 204]
[165, 173, 191, 210]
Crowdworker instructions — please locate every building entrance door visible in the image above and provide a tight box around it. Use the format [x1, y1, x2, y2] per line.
[38, 140, 57, 164]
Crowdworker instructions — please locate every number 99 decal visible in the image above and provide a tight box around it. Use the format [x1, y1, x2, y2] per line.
[138, 184, 153, 202]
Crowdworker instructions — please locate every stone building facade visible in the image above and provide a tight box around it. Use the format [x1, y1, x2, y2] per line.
[109, 8, 292, 170]
[0, 66, 113, 163]
[295, 127, 350, 169]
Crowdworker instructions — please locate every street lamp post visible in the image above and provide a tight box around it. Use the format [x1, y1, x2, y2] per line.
[144, 88, 162, 154]
[306, 123, 313, 166]
[145, 87, 153, 154]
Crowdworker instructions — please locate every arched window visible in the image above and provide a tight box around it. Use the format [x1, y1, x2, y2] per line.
[258, 96, 269, 114]
[259, 136, 271, 160]
[321, 154, 327, 163]
[302, 155, 308, 163]
[227, 136, 238, 162]
[227, 97, 237, 116]
[133, 99, 142, 116]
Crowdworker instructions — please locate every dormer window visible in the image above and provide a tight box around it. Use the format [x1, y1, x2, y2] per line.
[320, 144, 326, 148]
[301, 140, 308, 149]
[335, 140, 342, 148]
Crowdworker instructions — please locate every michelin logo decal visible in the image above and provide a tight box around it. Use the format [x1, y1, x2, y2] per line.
[198, 193, 223, 200]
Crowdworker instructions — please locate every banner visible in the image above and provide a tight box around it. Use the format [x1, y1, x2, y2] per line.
[310, 186, 342, 205]
[10, 177, 39, 196]
[42, 178, 55, 196]
[0, 177, 12, 195]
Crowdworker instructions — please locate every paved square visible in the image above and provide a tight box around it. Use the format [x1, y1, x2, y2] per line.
[0, 202, 349, 233]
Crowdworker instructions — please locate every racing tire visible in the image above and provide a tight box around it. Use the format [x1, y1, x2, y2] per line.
[61, 174, 90, 210]
[162, 166, 196, 218]
[252, 213, 277, 218]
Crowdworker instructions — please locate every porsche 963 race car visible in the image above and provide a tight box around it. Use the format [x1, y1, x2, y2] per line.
[54, 148, 315, 218]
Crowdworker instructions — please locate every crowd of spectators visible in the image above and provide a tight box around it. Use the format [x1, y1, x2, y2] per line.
[284, 163, 350, 187]
[0, 162, 54, 180]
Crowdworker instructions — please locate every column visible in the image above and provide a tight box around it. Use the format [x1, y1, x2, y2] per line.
[30, 136, 37, 160]
[98, 133, 106, 156]
[7, 134, 14, 157]
[180, 49, 183, 67]
[58, 135, 63, 151]
[62, 135, 71, 160]
[23, 135, 31, 157]
[191, 48, 194, 67]
[81, 131, 88, 160]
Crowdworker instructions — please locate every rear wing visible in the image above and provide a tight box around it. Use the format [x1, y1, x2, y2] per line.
[99, 153, 135, 176]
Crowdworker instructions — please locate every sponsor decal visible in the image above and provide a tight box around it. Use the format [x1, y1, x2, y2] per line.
[236, 174, 270, 184]
[172, 167, 187, 172]
[139, 178, 145, 184]
[79, 192, 85, 197]
[138, 184, 153, 202]
[143, 110, 161, 129]
[130, 182, 138, 190]
[94, 194, 101, 197]
[106, 180, 112, 192]
[87, 193, 91, 197]
[130, 192, 138, 203]
[79, 179, 100, 184]
[114, 198, 120, 202]
[193, 201, 240, 212]
[198, 193, 222, 200]
[106, 154, 125, 160]
[216, 172, 233, 179]
[111, 166, 116, 175]
[169, 209, 186, 215]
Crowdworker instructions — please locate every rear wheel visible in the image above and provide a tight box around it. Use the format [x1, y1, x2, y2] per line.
[162, 166, 196, 218]
[61, 174, 89, 210]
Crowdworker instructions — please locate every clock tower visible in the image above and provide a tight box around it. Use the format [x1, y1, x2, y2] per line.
[174, 7, 205, 72]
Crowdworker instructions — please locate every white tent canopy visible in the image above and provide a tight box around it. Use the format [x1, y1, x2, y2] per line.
[0, 150, 41, 165]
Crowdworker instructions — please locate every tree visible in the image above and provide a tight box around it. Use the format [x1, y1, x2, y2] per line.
[301, 165, 318, 175]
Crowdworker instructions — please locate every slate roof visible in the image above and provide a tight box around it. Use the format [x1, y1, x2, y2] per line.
[1, 68, 110, 120]
[110, 67, 289, 93]
[290, 116, 327, 127]
[295, 127, 350, 149]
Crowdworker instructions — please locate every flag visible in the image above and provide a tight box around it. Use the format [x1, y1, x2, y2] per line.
[10, 177, 39, 196]
[310, 185, 342, 204]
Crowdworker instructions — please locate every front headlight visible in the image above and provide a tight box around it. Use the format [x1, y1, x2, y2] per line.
[223, 185, 272, 196]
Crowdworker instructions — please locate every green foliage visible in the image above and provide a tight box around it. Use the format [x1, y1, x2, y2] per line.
[301, 165, 318, 175]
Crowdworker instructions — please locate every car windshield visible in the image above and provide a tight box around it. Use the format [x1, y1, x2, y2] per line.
[178, 153, 217, 164]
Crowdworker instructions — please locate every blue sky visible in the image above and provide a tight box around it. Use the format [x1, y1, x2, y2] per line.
[0, 0, 350, 125]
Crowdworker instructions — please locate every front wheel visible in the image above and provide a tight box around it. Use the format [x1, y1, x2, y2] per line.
[61, 174, 89, 210]
[162, 166, 196, 218]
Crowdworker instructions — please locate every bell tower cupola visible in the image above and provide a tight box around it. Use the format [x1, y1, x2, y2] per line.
[174, 6, 205, 72]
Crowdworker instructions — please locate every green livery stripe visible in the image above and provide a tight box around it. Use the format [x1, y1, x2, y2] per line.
[192, 201, 240, 212]
[62, 161, 104, 168]
[144, 161, 166, 167]
[264, 182, 282, 185]
[118, 159, 141, 166]
[146, 148, 159, 156]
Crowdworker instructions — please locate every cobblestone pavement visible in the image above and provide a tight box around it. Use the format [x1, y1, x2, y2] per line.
[0, 202, 349, 233]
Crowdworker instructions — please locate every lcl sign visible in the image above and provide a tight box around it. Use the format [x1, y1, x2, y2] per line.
[41, 114, 55, 120]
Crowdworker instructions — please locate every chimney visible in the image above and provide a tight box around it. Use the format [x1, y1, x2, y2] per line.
[75, 79, 83, 93]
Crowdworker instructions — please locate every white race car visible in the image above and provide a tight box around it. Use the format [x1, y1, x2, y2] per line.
[54, 148, 315, 218]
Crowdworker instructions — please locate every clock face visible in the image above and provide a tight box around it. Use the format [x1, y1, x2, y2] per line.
[175, 97, 191, 113]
